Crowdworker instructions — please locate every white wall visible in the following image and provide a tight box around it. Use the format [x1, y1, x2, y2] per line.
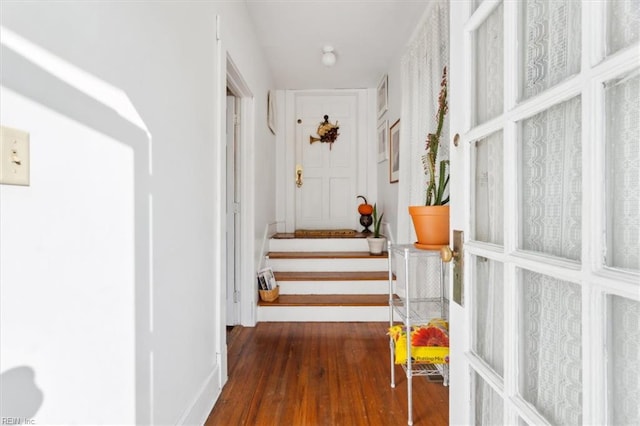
[216, 3, 277, 325]
[377, 40, 407, 243]
[0, 1, 274, 424]
[376, 4, 433, 244]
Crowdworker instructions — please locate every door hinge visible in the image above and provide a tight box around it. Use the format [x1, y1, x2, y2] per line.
[234, 114, 240, 126]
[233, 290, 240, 303]
[233, 202, 240, 214]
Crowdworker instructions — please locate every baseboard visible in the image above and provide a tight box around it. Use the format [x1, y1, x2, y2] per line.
[176, 365, 221, 425]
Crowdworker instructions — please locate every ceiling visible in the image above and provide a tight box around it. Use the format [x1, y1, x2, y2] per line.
[244, 0, 430, 90]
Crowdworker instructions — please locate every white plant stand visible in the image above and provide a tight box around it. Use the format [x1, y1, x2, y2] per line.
[387, 243, 449, 426]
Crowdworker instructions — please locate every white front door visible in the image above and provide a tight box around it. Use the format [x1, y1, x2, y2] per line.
[449, 1, 639, 425]
[294, 93, 358, 229]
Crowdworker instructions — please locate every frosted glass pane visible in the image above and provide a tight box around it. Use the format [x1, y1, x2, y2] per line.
[521, 0, 581, 100]
[605, 71, 640, 271]
[609, 295, 640, 425]
[519, 270, 582, 425]
[474, 372, 503, 425]
[474, 131, 504, 245]
[475, 2, 503, 124]
[521, 97, 582, 261]
[473, 257, 504, 376]
[607, 0, 640, 55]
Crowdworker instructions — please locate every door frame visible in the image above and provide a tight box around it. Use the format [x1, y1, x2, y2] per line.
[226, 55, 256, 328]
[281, 89, 375, 233]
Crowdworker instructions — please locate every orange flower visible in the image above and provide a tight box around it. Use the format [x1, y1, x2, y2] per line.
[411, 326, 449, 347]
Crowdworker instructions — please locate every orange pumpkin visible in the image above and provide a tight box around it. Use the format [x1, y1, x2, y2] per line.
[357, 195, 373, 215]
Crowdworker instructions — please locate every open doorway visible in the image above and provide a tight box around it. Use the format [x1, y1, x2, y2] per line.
[225, 86, 240, 326]
[225, 54, 254, 328]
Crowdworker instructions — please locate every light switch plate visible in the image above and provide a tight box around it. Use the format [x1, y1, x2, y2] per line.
[1, 125, 30, 186]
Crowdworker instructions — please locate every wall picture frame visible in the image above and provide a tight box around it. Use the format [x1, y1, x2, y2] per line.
[389, 119, 400, 183]
[267, 90, 276, 135]
[377, 74, 388, 118]
[377, 120, 388, 163]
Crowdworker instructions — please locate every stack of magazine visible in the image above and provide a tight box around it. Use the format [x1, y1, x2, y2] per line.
[257, 267, 277, 291]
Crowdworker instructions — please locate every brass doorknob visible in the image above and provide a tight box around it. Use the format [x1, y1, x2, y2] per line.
[440, 246, 458, 263]
[295, 165, 303, 188]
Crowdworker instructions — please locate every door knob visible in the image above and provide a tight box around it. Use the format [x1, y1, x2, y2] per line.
[295, 165, 303, 188]
[440, 246, 458, 263]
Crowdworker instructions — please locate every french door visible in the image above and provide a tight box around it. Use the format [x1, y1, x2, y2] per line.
[448, 1, 639, 425]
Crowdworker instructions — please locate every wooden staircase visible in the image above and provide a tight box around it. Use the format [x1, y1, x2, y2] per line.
[257, 233, 391, 322]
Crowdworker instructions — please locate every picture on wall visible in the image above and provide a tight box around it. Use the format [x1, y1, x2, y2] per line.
[389, 119, 400, 183]
[377, 120, 388, 163]
[267, 90, 276, 135]
[377, 74, 388, 118]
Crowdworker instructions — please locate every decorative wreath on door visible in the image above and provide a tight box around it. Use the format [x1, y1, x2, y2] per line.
[309, 115, 339, 150]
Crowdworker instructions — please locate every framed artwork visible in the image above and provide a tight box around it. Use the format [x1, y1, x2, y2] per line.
[389, 119, 400, 183]
[377, 120, 388, 163]
[257, 267, 277, 290]
[267, 90, 276, 135]
[377, 74, 388, 118]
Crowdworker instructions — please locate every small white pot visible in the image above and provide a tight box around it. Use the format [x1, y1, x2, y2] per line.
[366, 237, 386, 255]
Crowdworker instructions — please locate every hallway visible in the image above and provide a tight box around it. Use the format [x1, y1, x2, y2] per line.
[205, 322, 448, 426]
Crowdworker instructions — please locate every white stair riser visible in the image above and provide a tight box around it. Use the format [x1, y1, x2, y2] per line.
[279, 280, 389, 295]
[268, 258, 388, 272]
[257, 306, 388, 322]
[270, 238, 370, 252]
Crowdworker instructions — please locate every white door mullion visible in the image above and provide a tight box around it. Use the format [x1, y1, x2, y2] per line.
[503, 262, 519, 425]
[581, 5, 600, 416]
[503, 27, 519, 426]
[588, 74, 607, 275]
[586, 286, 608, 425]
[584, 0, 606, 69]
[503, 0, 519, 114]
[503, 119, 518, 256]
[463, 23, 474, 133]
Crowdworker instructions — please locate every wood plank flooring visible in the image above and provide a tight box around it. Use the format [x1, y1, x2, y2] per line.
[205, 322, 448, 426]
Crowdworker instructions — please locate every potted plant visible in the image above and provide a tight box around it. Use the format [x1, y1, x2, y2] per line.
[367, 203, 385, 255]
[409, 66, 450, 249]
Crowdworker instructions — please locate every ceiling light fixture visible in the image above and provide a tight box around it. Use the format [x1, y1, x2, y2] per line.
[321, 45, 336, 67]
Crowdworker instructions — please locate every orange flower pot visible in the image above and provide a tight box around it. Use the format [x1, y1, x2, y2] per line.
[408, 205, 450, 249]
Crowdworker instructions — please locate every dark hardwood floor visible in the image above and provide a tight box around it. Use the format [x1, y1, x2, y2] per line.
[205, 322, 448, 426]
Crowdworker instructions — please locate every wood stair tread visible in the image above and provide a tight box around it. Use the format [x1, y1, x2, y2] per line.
[272, 232, 371, 239]
[274, 271, 389, 281]
[258, 294, 388, 307]
[267, 251, 388, 259]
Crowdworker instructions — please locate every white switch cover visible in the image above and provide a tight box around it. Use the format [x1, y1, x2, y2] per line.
[1, 125, 30, 186]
